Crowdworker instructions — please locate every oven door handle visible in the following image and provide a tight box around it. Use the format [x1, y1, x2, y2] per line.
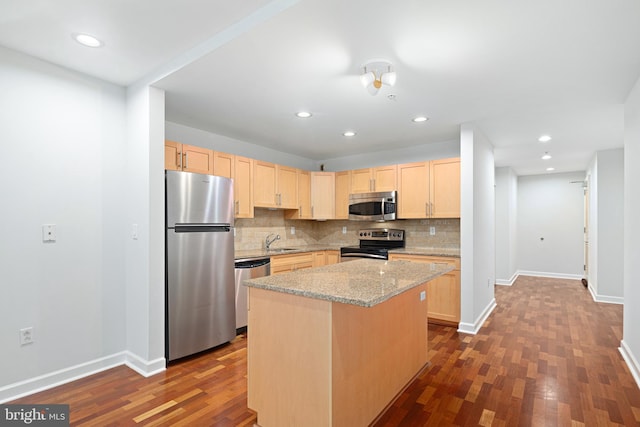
[340, 252, 387, 260]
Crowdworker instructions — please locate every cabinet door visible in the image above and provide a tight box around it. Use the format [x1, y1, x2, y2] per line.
[325, 250, 340, 265]
[234, 156, 254, 218]
[182, 144, 214, 175]
[297, 170, 312, 219]
[373, 165, 397, 191]
[350, 168, 373, 193]
[254, 161, 277, 208]
[214, 151, 234, 178]
[165, 140, 182, 171]
[387, 254, 460, 324]
[430, 158, 460, 218]
[311, 172, 335, 219]
[334, 171, 350, 219]
[312, 251, 326, 267]
[397, 162, 429, 218]
[278, 165, 298, 209]
[271, 253, 313, 275]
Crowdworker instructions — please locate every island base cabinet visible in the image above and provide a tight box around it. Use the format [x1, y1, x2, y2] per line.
[247, 284, 429, 427]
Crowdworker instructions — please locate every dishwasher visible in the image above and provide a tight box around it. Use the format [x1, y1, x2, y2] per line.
[234, 256, 270, 331]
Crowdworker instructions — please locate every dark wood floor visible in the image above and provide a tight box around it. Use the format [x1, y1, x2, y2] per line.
[11, 276, 640, 426]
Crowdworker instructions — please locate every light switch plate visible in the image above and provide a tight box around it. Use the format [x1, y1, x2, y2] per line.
[42, 224, 56, 242]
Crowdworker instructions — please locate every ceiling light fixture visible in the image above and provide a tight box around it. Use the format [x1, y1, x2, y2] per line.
[413, 116, 429, 123]
[541, 152, 552, 160]
[538, 135, 552, 142]
[72, 33, 103, 48]
[546, 167, 555, 172]
[343, 131, 356, 137]
[360, 60, 396, 96]
[295, 111, 312, 118]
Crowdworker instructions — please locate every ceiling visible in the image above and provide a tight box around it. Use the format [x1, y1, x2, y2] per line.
[2, 0, 640, 175]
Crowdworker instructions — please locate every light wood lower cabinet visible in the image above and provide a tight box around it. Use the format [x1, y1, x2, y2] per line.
[388, 254, 460, 325]
[270, 252, 314, 275]
[272, 251, 339, 274]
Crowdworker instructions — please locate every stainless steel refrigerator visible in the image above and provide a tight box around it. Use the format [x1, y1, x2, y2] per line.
[165, 170, 235, 361]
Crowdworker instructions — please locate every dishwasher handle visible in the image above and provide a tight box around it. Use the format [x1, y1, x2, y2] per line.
[235, 257, 271, 269]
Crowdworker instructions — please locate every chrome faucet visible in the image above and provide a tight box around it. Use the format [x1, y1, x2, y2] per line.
[265, 233, 280, 250]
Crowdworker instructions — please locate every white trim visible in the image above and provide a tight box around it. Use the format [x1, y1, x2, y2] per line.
[0, 352, 166, 403]
[458, 298, 497, 335]
[124, 352, 166, 377]
[495, 271, 518, 286]
[516, 270, 583, 281]
[588, 285, 624, 305]
[619, 340, 640, 390]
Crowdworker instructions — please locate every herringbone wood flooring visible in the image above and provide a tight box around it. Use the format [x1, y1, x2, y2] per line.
[11, 276, 640, 426]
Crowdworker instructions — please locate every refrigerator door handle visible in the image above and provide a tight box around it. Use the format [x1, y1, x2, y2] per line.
[174, 224, 231, 233]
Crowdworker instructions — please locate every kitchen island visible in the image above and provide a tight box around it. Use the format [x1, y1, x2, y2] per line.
[244, 259, 453, 427]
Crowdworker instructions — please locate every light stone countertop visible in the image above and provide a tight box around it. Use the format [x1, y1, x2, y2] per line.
[244, 259, 454, 307]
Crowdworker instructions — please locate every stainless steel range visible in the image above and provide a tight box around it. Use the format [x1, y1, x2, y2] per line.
[340, 228, 405, 261]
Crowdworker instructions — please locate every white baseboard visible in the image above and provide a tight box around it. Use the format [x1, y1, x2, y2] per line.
[587, 284, 624, 305]
[517, 270, 583, 281]
[458, 298, 497, 335]
[495, 271, 518, 286]
[0, 352, 165, 403]
[619, 340, 640, 390]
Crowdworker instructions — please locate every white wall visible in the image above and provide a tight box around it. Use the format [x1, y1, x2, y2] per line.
[0, 46, 127, 399]
[586, 149, 624, 303]
[621, 75, 640, 387]
[516, 172, 585, 278]
[495, 167, 518, 284]
[459, 124, 496, 334]
[123, 85, 166, 374]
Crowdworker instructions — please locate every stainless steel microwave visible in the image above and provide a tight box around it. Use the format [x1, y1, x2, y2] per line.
[348, 191, 397, 221]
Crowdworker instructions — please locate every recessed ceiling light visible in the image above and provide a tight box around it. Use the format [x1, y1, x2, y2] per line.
[546, 167, 555, 172]
[343, 131, 356, 137]
[295, 111, 312, 118]
[72, 33, 103, 48]
[541, 152, 552, 160]
[538, 135, 552, 142]
[412, 116, 429, 123]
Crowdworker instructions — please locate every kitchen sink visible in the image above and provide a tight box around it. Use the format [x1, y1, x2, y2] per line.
[266, 248, 298, 253]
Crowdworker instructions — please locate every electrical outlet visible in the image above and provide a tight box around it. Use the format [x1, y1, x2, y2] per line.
[131, 223, 139, 240]
[420, 290, 426, 301]
[429, 226, 435, 236]
[20, 327, 34, 345]
[342, 226, 347, 234]
[290, 226, 295, 235]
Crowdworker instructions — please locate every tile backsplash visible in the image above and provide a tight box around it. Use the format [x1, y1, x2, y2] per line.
[235, 208, 460, 250]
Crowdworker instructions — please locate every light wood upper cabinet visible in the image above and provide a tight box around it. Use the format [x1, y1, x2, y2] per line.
[165, 140, 182, 171]
[430, 158, 460, 218]
[334, 171, 350, 220]
[214, 151, 234, 179]
[253, 161, 298, 209]
[278, 165, 298, 209]
[397, 161, 430, 218]
[182, 144, 214, 175]
[164, 140, 213, 175]
[234, 156, 254, 218]
[253, 161, 278, 208]
[311, 172, 335, 220]
[350, 165, 397, 193]
[387, 254, 460, 325]
[286, 170, 312, 219]
[397, 158, 460, 219]
[373, 165, 397, 192]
